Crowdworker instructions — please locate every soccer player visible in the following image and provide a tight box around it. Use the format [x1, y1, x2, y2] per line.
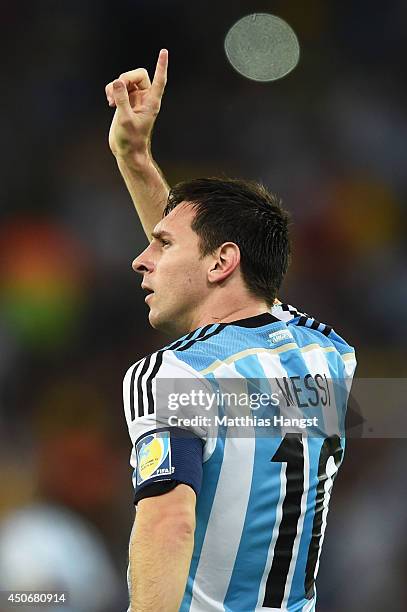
[106, 50, 357, 612]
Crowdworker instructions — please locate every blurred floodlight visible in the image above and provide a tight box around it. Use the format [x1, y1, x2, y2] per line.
[224, 13, 300, 82]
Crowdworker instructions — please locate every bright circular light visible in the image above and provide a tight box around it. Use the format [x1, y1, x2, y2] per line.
[225, 13, 300, 82]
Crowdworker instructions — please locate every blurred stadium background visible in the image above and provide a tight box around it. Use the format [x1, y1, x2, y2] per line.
[1, 1, 406, 610]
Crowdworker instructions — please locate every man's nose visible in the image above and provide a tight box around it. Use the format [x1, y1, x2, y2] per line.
[132, 250, 153, 274]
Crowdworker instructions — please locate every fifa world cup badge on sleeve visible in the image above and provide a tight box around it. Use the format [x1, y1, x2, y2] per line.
[136, 430, 174, 486]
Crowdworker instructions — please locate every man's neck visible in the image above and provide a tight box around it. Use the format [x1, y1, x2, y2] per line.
[189, 300, 272, 331]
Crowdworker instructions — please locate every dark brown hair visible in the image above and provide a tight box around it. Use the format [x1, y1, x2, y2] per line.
[164, 177, 291, 306]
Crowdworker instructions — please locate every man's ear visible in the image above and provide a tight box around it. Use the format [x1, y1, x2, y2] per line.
[207, 242, 240, 284]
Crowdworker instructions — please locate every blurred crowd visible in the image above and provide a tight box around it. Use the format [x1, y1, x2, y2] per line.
[1, 1, 406, 610]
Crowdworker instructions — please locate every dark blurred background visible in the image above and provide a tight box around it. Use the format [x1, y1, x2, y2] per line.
[1, 1, 406, 610]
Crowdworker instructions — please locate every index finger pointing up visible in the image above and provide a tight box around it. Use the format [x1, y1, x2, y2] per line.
[151, 49, 168, 100]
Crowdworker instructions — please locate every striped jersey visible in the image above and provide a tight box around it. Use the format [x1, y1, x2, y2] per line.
[123, 303, 357, 611]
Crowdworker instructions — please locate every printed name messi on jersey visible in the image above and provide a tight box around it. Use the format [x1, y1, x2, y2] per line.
[277, 373, 332, 408]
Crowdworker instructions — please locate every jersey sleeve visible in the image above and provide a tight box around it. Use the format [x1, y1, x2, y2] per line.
[123, 350, 215, 505]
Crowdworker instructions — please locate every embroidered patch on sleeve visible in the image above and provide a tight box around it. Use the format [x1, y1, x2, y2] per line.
[135, 430, 174, 486]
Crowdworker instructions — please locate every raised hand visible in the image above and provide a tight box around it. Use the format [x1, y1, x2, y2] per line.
[106, 49, 168, 160]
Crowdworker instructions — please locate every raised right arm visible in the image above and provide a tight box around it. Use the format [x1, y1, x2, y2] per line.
[105, 50, 170, 241]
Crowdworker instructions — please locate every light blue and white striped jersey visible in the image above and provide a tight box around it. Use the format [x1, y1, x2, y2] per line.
[123, 303, 356, 611]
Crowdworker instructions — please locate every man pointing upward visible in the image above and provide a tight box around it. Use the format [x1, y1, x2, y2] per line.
[105, 50, 356, 612]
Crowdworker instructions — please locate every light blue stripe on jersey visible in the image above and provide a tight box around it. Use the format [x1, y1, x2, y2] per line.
[223, 354, 283, 611]
[162, 323, 219, 352]
[291, 323, 353, 355]
[181, 373, 227, 612]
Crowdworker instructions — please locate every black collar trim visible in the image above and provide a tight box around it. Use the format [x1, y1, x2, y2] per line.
[224, 312, 280, 328]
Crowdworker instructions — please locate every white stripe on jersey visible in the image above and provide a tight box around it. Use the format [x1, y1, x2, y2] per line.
[300, 346, 341, 437]
[302, 597, 316, 612]
[256, 350, 306, 441]
[190, 436, 256, 611]
[139, 353, 160, 417]
[271, 302, 307, 323]
[123, 360, 143, 423]
[190, 363, 256, 612]
[342, 353, 357, 398]
[311, 454, 340, 584]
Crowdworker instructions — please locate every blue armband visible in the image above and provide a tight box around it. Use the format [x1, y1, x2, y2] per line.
[133, 427, 203, 505]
